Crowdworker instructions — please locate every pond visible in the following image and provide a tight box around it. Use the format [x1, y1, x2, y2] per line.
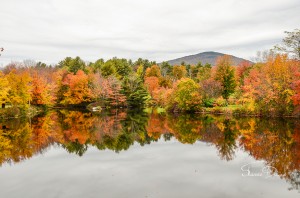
[0, 109, 299, 198]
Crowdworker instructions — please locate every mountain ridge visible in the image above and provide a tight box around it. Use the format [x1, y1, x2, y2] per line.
[165, 51, 252, 66]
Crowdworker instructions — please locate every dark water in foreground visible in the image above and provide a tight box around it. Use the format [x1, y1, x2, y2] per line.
[0, 109, 300, 198]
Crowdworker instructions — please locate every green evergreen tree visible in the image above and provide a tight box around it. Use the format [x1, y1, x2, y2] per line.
[122, 74, 150, 107]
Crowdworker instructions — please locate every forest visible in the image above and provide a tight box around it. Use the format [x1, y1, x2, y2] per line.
[0, 29, 300, 117]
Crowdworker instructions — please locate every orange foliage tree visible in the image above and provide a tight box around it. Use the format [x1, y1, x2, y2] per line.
[243, 55, 300, 115]
[31, 71, 52, 105]
[172, 65, 187, 80]
[145, 65, 161, 78]
[61, 70, 94, 105]
[144, 76, 160, 98]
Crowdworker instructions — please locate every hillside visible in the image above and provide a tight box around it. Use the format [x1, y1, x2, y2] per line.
[166, 51, 252, 66]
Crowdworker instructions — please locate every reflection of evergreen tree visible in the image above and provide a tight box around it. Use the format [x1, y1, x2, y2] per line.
[95, 133, 134, 153]
[163, 133, 173, 141]
[114, 134, 134, 152]
[122, 110, 152, 146]
[63, 141, 88, 156]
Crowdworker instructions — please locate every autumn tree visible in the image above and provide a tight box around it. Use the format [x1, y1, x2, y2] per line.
[106, 76, 127, 106]
[0, 71, 10, 108]
[91, 74, 127, 106]
[197, 63, 212, 82]
[153, 87, 173, 107]
[53, 69, 69, 104]
[172, 65, 187, 80]
[167, 78, 202, 112]
[215, 55, 237, 103]
[31, 72, 52, 105]
[236, 61, 252, 85]
[145, 65, 161, 78]
[60, 70, 94, 105]
[200, 78, 222, 107]
[144, 76, 160, 97]
[91, 72, 107, 102]
[6, 70, 32, 107]
[2, 63, 17, 75]
[292, 72, 300, 113]
[158, 76, 172, 88]
[243, 54, 299, 116]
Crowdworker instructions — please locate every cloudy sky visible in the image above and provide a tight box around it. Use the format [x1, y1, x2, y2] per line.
[0, 0, 299, 66]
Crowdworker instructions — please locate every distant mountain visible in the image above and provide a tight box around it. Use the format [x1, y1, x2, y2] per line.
[166, 51, 252, 66]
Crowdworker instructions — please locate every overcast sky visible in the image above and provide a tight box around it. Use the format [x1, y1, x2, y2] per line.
[0, 0, 299, 66]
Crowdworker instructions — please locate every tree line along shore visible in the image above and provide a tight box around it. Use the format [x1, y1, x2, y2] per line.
[0, 29, 300, 118]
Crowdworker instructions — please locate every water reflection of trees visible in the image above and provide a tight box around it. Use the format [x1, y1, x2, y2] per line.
[238, 118, 300, 191]
[0, 111, 300, 190]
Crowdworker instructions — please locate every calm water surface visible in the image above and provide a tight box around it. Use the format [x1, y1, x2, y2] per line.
[0, 110, 299, 198]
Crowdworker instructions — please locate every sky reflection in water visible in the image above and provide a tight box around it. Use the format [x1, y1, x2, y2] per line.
[0, 110, 299, 198]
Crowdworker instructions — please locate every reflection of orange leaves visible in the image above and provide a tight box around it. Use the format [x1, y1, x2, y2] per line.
[32, 117, 52, 148]
[293, 124, 300, 167]
[31, 112, 64, 150]
[146, 115, 167, 140]
[61, 111, 97, 144]
[64, 130, 89, 144]
[293, 125, 300, 143]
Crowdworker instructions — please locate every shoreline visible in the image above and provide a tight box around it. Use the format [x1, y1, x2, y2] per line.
[1, 105, 299, 120]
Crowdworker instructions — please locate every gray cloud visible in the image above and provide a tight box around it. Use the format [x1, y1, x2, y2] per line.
[0, 0, 299, 66]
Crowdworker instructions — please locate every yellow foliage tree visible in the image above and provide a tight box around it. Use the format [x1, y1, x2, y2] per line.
[6, 70, 32, 107]
[0, 71, 10, 107]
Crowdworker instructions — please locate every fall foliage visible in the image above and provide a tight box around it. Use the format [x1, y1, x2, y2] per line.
[0, 30, 300, 116]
